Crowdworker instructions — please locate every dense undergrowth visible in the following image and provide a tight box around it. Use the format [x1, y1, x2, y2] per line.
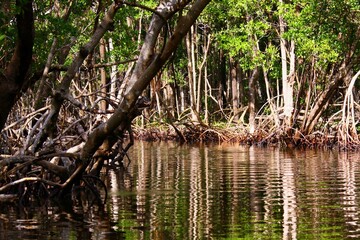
[132, 118, 353, 150]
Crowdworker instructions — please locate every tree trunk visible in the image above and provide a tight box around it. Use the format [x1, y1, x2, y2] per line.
[204, 61, 209, 124]
[248, 68, 259, 134]
[279, 0, 294, 128]
[185, 26, 200, 121]
[31, 2, 122, 152]
[34, 39, 57, 110]
[263, 69, 280, 127]
[230, 57, 239, 120]
[99, 38, 107, 111]
[218, 50, 227, 108]
[301, 63, 350, 134]
[339, 70, 360, 145]
[196, 31, 211, 118]
[0, 0, 34, 131]
[61, 0, 211, 193]
[108, 38, 118, 111]
[237, 64, 245, 108]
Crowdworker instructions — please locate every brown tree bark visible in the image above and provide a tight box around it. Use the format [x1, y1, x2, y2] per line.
[248, 68, 259, 134]
[0, 0, 34, 130]
[230, 57, 239, 120]
[301, 63, 351, 135]
[99, 38, 108, 111]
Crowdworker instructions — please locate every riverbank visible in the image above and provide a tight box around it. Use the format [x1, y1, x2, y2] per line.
[133, 122, 356, 150]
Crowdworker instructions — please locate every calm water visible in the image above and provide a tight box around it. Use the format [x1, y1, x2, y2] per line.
[1, 141, 360, 239]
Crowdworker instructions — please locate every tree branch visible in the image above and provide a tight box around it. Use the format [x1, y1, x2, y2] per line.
[60, 0, 211, 192]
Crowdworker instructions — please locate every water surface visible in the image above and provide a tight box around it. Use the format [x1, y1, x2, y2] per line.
[1, 141, 360, 239]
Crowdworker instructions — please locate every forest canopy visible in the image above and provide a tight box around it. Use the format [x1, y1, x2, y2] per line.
[0, 0, 360, 202]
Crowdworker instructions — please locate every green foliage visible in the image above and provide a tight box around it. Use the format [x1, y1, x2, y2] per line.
[2, 0, 360, 139]
[210, 0, 278, 72]
[282, 0, 359, 68]
[207, 0, 360, 73]
[0, 3, 17, 64]
[105, 6, 141, 69]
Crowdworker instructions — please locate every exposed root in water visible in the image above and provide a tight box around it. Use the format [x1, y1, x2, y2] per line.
[133, 121, 359, 150]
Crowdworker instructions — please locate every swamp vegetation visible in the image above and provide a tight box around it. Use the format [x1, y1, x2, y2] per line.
[0, 0, 360, 205]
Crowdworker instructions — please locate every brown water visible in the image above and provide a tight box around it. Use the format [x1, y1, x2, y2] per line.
[1, 141, 360, 239]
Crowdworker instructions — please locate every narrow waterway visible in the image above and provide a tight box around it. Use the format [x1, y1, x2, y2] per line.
[1, 141, 360, 239]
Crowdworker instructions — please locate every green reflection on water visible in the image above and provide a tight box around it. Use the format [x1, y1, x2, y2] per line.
[107, 142, 360, 240]
[1, 142, 360, 240]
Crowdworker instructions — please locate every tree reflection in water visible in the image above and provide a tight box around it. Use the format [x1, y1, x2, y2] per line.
[338, 152, 360, 238]
[2, 142, 360, 239]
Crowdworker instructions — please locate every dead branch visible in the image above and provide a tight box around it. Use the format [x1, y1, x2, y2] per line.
[0, 177, 62, 193]
[50, 58, 138, 72]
